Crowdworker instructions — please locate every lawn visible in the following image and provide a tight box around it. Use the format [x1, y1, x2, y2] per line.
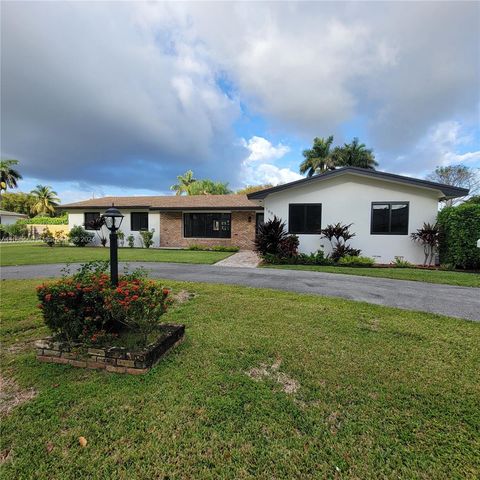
[1, 279, 479, 479]
[0, 243, 233, 266]
[264, 264, 480, 288]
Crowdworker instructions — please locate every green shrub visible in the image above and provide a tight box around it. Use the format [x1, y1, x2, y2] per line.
[188, 244, 240, 252]
[40, 227, 55, 247]
[391, 256, 413, 268]
[68, 225, 94, 247]
[127, 234, 135, 248]
[437, 203, 480, 269]
[140, 229, 155, 248]
[263, 249, 333, 266]
[0, 223, 29, 239]
[338, 255, 375, 267]
[18, 214, 68, 225]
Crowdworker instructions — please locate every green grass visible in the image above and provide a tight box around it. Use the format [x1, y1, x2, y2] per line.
[1, 279, 479, 479]
[0, 243, 233, 266]
[264, 264, 480, 287]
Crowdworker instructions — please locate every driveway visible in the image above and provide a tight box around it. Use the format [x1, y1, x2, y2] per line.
[2, 262, 479, 321]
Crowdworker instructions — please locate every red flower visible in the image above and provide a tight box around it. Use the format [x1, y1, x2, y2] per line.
[162, 288, 170, 295]
[131, 295, 139, 301]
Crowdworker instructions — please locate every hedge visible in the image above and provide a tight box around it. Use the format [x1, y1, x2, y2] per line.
[17, 215, 68, 225]
[437, 203, 480, 269]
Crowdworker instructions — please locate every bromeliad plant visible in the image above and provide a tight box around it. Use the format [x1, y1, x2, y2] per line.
[36, 261, 171, 346]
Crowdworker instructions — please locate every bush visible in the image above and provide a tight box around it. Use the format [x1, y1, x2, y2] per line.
[127, 234, 135, 248]
[117, 230, 125, 247]
[278, 234, 299, 258]
[321, 223, 361, 260]
[68, 225, 94, 247]
[263, 249, 333, 266]
[36, 262, 171, 346]
[18, 214, 68, 225]
[188, 244, 240, 252]
[391, 256, 413, 268]
[140, 229, 155, 248]
[0, 223, 29, 240]
[41, 227, 55, 247]
[337, 255, 375, 267]
[255, 216, 288, 256]
[437, 203, 480, 269]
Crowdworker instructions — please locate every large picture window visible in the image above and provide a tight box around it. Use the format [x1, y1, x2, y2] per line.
[371, 202, 409, 235]
[184, 213, 231, 238]
[84, 212, 100, 230]
[288, 203, 322, 234]
[131, 212, 149, 231]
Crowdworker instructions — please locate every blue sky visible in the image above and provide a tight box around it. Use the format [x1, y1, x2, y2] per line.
[1, 1, 479, 204]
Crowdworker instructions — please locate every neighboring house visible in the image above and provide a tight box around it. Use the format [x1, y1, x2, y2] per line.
[61, 194, 263, 249]
[248, 167, 468, 264]
[0, 209, 28, 225]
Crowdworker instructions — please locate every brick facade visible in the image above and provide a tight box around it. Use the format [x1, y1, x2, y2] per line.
[159, 210, 258, 250]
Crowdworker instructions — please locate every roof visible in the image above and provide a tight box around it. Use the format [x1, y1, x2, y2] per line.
[247, 167, 470, 200]
[0, 209, 28, 217]
[60, 194, 263, 211]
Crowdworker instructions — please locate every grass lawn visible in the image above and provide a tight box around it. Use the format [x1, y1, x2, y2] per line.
[264, 264, 480, 288]
[1, 280, 479, 478]
[0, 243, 233, 266]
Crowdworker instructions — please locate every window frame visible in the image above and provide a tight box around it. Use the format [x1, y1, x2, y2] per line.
[84, 212, 101, 230]
[370, 201, 410, 235]
[288, 203, 322, 235]
[130, 212, 149, 232]
[183, 212, 232, 239]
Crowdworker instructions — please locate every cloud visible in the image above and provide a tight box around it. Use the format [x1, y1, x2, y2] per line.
[241, 136, 301, 186]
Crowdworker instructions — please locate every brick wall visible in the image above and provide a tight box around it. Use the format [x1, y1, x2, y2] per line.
[159, 211, 258, 250]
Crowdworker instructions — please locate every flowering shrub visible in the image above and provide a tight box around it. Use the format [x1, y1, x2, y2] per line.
[37, 262, 171, 345]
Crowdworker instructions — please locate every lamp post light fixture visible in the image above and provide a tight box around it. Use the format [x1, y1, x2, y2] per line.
[101, 205, 124, 286]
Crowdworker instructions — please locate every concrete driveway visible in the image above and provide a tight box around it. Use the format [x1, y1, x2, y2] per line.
[2, 262, 479, 321]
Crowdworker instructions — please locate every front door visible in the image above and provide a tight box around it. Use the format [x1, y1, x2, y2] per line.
[255, 213, 264, 235]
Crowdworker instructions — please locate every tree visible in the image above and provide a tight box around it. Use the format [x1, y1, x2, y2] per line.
[0, 192, 36, 216]
[0, 159, 22, 195]
[300, 136, 335, 177]
[329, 137, 378, 170]
[189, 179, 231, 195]
[30, 185, 60, 216]
[170, 170, 197, 196]
[236, 184, 273, 195]
[426, 165, 479, 205]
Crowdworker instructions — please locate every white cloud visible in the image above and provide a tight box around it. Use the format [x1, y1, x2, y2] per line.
[241, 136, 301, 186]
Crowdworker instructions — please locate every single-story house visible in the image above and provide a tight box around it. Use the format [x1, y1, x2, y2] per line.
[61, 167, 468, 264]
[247, 167, 468, 264]
[62, 194, 263, 250]
[0, 209, 28, 225]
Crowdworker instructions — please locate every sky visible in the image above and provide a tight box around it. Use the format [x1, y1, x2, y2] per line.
[1, 1, 479, 204]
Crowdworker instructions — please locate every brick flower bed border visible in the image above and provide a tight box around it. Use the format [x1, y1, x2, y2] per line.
[35, 324, 185, 375]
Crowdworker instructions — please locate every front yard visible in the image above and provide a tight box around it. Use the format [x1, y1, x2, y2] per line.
[1, 279, 479, 478]
[0, 243, 233, 266]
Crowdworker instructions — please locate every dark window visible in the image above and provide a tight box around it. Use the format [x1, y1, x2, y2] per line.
[184, 213, 231, 238]
[371, 202, 409, 235]
[256, 213, 264, 236]
[288, 204, 322, 234]
[84, 212, 100, 230]
[131, 212, 149, 231]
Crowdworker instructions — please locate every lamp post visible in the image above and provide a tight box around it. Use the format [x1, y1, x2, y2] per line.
[101, 205, 124, 287]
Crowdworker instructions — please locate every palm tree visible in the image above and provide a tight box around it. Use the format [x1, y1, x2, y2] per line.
[30, 185, 60, 215]
[299, 136, 335, 177]
[170, 170, 197, 195]
[0, 159, 22, 194]
[330, 137, 378, 170]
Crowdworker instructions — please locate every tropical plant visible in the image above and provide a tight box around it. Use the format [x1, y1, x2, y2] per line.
[170, 170, 197, 195]
[278, 234, 299, 258]
[321, 223, 361, 261]
[188, 179, 231, 195]
[410, 223, 439, 266]
[329, 137, 378, 170]
[127, 234, 135, 248]
[30, 185, 60, 215]
[68, 225, 94, 247]
[85, 216, 108, 246]
[254, 216, 288, 256]
[300, 136, 335, 177]
[0, 159, 22, 194]
[140, 229, 155, 248]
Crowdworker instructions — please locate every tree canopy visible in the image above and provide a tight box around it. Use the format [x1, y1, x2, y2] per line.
[30, 185, 60, 215]
[426, 165, 479, 205]
[236, 184, 273, 194]
[0, 159, 23, 194]
[170, 171, 231, 195]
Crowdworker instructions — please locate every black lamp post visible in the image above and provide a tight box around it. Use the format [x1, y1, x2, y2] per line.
[101, 205, 124, 286]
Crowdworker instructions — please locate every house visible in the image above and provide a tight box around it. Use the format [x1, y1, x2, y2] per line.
[248, 167, 468, 264]
[61, 194, 263, 249]
[0, 209, 28, 225]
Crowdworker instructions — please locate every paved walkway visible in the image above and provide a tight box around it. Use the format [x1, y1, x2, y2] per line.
[2, 262, 479, 321]
[214, 251, 260, 268]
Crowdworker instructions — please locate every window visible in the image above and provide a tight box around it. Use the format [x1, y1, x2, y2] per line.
[288, 204, 322, 234]
[84, 212, 100, 230]
[131, 212, 149, 231]
[184, 213, 231, 238]
[371, 202, 409, 235]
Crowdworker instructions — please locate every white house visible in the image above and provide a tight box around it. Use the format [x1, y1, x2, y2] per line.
[248, 167, 468, 264]
[0, 209, 28, 225]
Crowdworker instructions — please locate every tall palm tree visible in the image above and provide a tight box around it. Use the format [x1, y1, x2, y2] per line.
[330, 137, 378, 170]
[299, 136, 335, 177]
[170, 170, 197, 195]
[0, 159, 22, 194]
[30, 185, 60, 215]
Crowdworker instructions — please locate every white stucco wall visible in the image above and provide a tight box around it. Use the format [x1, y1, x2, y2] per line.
[0, 214, 26, 225]
[262, 174, 440, 264]
[68, 209, 161, 247]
